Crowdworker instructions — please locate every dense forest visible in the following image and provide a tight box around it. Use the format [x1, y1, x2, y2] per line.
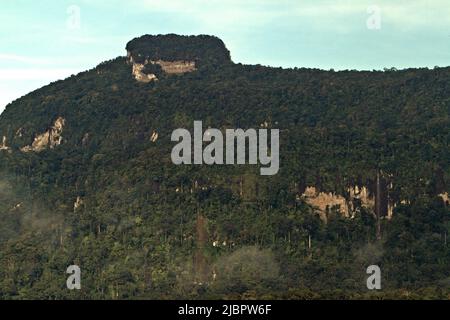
[0, 34, 448, 299]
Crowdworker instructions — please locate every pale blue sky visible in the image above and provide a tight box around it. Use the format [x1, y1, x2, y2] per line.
[1, 0, 450, 112]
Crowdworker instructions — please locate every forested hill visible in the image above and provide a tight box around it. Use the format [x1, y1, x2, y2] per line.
[0, 34, 448, 299]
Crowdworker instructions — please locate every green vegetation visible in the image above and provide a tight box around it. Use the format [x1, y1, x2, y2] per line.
[0, 35, 448, 299]
[126, 34, 231, 65]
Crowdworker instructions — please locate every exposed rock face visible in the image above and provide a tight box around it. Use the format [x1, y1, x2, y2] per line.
[387, 203, 394, 219]
[129, 56, 196, 83]
[21, 117, 65, 152]
[301, 184, 408, 221]
[348, 185, 375, 210]
[150, 131, 159, 142]
[74, 196, 84, 212]
[125, 35, 221, 83]
[0, 136, 11, 152]
[15, 128, 23, 137]
[131, 62, 158, 83]
[301, 186, 350, 221]
[439, 192, 449, 205]
[154, 60, 196, 74]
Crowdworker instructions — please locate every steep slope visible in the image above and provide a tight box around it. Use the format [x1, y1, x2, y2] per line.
[0, 34, 448, 299]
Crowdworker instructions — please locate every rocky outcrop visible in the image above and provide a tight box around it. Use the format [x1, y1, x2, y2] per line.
[74, 196, 84, 212]
[131, 62, 158, 83]
[439, 192, 449, 205]
[21, 117, 65, 152]
[301, 183, 416, 221]
[126, 36, 210, 83]
[15, 128, 23, 137]
[0, 136, 11, 152]
[154, 60, 196, 74]
[348, 185, 375, 211]
[150, 131, 159, 142]
[301, 187, 350, 221]
[301, 185, 385, 221]
[129, 56, 196, 83]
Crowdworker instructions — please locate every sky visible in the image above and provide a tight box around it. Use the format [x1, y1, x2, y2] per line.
[1, 0, 450, 112]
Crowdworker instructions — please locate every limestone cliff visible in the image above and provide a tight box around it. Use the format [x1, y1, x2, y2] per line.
[301, 187, 350, 221]
[74, 196, 84, 212]
[125, 34, 230, 83]
[129, 57, 196, 83]
[439, 192, 449, 205]
[301, 184, 393, 221]
[21, 117, 65, 152]
[154, 60, 196, 74]
[0, 136, 11, 152]
[131, 62, 159, 83]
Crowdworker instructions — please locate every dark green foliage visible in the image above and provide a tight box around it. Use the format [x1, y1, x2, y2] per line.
[0, 35, 448, 300]
[126, 34, 231, 66]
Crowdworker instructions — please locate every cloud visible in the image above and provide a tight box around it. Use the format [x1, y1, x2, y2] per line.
[0, 68, 80, 80]
[60, 35, 99, 44]
[136, 0, 291, 29]
[294, 0, 450, 30]
[0, 54, 51, 65]
[134, 0, 450, 32]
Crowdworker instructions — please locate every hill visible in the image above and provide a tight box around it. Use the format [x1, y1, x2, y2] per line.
[0, 34, 448, 299]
